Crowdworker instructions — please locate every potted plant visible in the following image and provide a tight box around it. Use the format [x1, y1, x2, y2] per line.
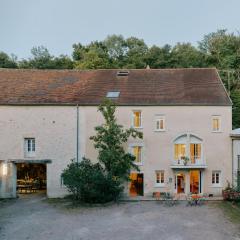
[183, 156, 190, 166]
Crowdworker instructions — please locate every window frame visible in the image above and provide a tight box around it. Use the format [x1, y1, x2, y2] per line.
[129, 143, 144, 166]
[155, 170, 165, 187]
[212, 171, 221, 187]
[24, 138, 36, 158]
[155, 116, 165, 132]
[132, 110, 142, 129]
[212, 116, 221, 133]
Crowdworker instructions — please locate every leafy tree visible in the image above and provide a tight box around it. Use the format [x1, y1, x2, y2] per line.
[73, 41, 110, 69]
[62, 99, 143, 203]
[19, 46, 73, 69]
[145, 45, 172, 68]
[198, 29, 240, 70]
[103, 34, 127, 68]
[124, 37, 148, 68]
[0, 52, 18, 68]
[231, 90, 240, 129]
[90, 99, 143, 179]
[171, 43, 208, 68]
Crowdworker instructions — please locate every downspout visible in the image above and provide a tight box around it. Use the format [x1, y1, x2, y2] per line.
[76, 104, 79, 164]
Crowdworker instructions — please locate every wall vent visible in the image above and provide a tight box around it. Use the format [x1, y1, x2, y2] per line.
[117, 70, 129, 77]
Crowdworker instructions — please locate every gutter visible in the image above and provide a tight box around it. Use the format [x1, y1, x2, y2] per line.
[76, 104, 79, 164]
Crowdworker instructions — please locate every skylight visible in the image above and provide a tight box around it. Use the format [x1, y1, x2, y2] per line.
[106, 91, 120, 98]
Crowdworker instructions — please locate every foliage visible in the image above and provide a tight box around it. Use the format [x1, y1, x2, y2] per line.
[19, 46, 73, 69]
[90, 99, 143, 180]
[61, 158, 123, 203]
[0, 52, 18, 68]
[62, 99, 143, 203]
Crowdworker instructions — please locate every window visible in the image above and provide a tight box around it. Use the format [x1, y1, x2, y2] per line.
[132, 111, 142, 128]
[212, 171, 221, 186]
[174, 144, 186, 160]
[212, 116, 221, 132]
[132, 146, 142, 164]
[155, 171, 165, 186]
[24, 138, 36, 157]
[155, 117, 165, 131]
[190, 144, 201, 163]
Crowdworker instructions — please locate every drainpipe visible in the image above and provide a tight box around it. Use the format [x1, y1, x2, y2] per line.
[76, 104, 79, 164]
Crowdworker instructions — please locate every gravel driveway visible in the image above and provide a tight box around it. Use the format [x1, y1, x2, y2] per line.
[0, 193, 240, 240]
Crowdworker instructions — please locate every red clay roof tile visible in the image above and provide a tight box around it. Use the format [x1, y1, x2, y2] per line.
[0, 68, 232, 106]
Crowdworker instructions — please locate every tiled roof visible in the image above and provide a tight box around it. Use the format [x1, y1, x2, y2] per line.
[0, 68, 232, 106]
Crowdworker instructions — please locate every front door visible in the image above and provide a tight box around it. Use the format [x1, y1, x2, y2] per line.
[190, 170, 200, 194]
[129, 173, 144, 196]
[176, 173, 185, 194]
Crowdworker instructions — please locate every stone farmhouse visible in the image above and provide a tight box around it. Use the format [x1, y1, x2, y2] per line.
[0, 68, 238, 198]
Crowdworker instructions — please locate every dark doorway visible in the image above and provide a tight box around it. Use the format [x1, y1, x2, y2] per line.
[16, 163, 46, 194]
[129, 173, 144, 196]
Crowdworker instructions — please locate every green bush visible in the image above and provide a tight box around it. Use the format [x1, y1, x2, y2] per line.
[62, 158, 123, 203]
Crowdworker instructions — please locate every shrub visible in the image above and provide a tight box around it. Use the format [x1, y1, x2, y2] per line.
[62, 158, 123, 203]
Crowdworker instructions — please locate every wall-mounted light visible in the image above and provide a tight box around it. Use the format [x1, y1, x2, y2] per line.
[2, 163, 7, 176]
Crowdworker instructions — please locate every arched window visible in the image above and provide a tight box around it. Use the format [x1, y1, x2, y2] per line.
[174, 134, 203, 164]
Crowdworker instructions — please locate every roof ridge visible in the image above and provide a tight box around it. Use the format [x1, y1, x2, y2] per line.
[0, 67, 217, 72]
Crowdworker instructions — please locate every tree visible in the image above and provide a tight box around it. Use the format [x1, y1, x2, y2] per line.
[19, 46, 74, 69]
[124, 37, 148, 68]
[171, 43, 208, 68]
[73, 41, 110, 69]
[62, 99, 143, 203]
[198, 29, 240, 70]
[103, 34, 127, 68]
[145, 44, 172, 68]
[90, 99, 143, 179]
[0, 52, 18, 68]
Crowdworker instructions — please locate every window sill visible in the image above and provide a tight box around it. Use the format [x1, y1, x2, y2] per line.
[154, 129, 166, 132]
[154, 184, 165, 188]
[212, 131, 222, 133]
[211, 185, 222, 188]
[132, 127, 143, 130]
[134, 162, 143, 166]
[24, 155, 36, 158]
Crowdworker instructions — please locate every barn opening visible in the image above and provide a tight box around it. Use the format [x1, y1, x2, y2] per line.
[16, 162, 47, 195]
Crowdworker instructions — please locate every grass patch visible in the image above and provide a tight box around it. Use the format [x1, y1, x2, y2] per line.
[217, 201, 240, 224]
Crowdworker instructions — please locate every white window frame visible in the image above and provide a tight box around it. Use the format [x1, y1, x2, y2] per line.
[155, 170, 165, 187]
[129, 143, 144, 166]
[212, 116, 221, 133]
[155, 116, 165, 132]
[132, 110, 142, 129]
[173, 134, 204, 165]
[24, 138, 36, 158]
[212, 171, 221, 187]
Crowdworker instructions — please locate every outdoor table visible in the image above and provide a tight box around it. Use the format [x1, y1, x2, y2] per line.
[191, 195, 202, 205]
[17, 184, 33, 193]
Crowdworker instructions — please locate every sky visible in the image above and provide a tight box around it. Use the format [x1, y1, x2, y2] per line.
[0, 0, 239, 59]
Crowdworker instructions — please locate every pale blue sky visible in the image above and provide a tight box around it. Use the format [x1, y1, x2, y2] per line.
[0, 0, 239, 59]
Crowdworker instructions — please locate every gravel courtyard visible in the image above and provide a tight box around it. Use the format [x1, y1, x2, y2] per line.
[0, 194, 240, 240]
